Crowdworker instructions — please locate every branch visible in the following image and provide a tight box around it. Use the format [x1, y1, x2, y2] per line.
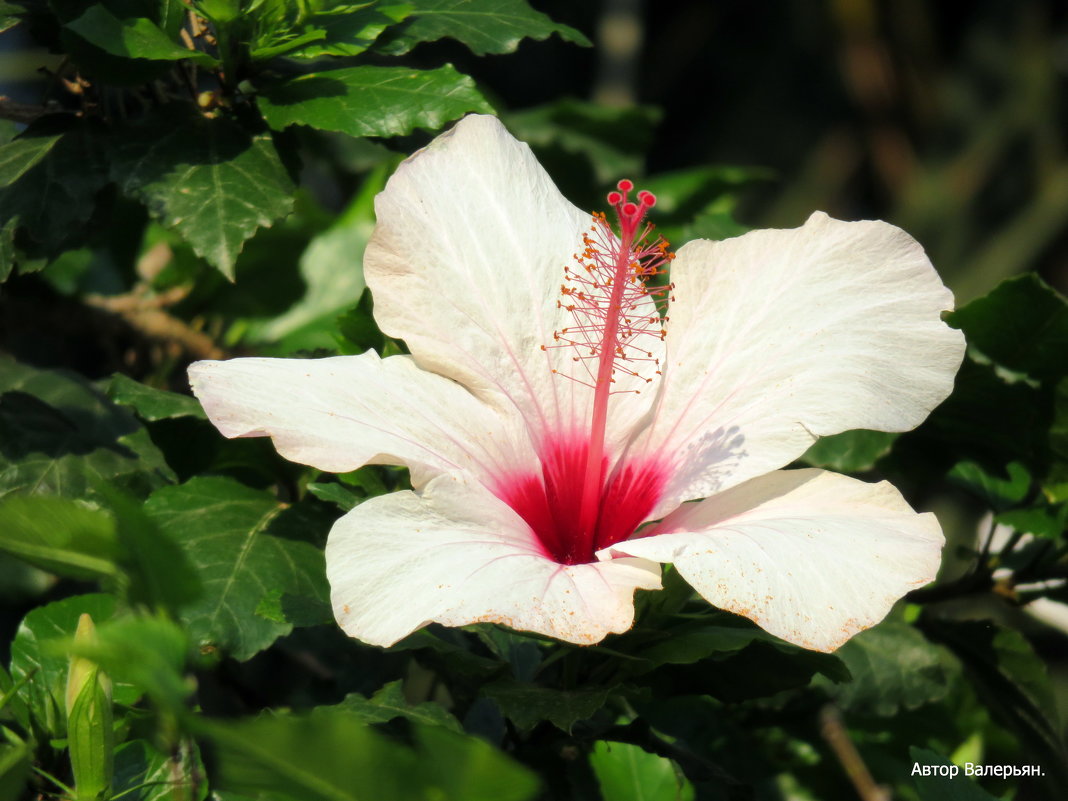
[0, 97, 62, 124]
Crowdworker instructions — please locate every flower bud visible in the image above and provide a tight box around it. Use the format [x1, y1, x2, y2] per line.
[65, 614, 114, 801]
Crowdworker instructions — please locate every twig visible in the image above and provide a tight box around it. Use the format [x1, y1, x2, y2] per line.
[84, 291, 224, 361]
[0, 97, 56, 124]
[819, 705, 891, 801]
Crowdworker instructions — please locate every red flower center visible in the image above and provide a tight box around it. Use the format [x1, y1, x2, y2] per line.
[495, 435, 668, 565]
[494, 180, 675, 564]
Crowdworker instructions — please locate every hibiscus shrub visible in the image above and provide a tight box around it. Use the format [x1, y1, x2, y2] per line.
[1, 3, 1067, 801]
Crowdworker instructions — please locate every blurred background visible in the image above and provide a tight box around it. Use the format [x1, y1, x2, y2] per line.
[391, 0, 1068, 302]
[3, 0, 1067, 318]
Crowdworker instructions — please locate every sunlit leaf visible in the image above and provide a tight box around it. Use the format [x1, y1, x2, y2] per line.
[0, 495, 118, 581]
[801, 429, 898, 473]
[948, 460, 1031, 511]
[107, 374, 207, 421]
[66, 6, 219, 65]
[257, 64, 492, 139]
[0, 133, 61, 187]
[276, 3, 412, 60]
[377, 0, 590, 56]
[110, 108, 295, 279]
[590, 741, 694, 801]
[143, 477, 329, 660]
[306, 481, 361, 511]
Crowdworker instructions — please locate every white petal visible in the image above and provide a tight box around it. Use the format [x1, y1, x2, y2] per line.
[632, 212, 965, 512]
[365, 114, 659, 452]
[326, 473, 662, 647]
[188, 352, 531, 488]
[603, 469, 943, 652]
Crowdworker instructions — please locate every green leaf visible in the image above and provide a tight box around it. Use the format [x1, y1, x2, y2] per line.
[66, 6, 219, 66]
[481, 679, 613, 732]
[110, 108, 295, 279]
[645, 639, 848, 703]
[0, 217, 14, 282]
[0, 358, 173, 499]
[378, 0, 590, 56]
[101, 485, 203, 613]
[306, 481, 361, 511]
[505, 100, 659, 185]
[195, 0, 240, 24]
[0, 2, 26, 34]
[0, 133, 62, 187]
[641, 164, 770, 231]
[113, 738, 208, 801]
[143, 477, 330, 660]
[245, 165, 384, 351]
[948, 274, 1068, 381]
[948, 460, 1032, 511]
[0, 495, 118, 580]
[262, 3, 412, 60]
[801, 429, 898, 472]
[106, 374, 207, 421]
[901, 357, 1050, 479]
[589, 741, 694, 801]
[919, 617, 1068, 786]
[0, 662, 33, 733]
[909, 748, 1001, 801]
[0, 742, 30, 801]
[631, 624, 767, 667]
[1046, 377, 1068, 502]
[682, 201, 749, 242]
[996, 502, 1068, 539]
[337, 680, 462, 732]
[625, 613, 849, 689]
[256, 64, 492, 139]
[335, 291, 386, 355]
[8, 594, 138, 738]
[0, 123, 109, 255]
[818, 622, 957, 717]
[202, 708, 539, 801]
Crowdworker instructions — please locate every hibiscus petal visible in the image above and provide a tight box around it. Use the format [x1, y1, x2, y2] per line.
[632, 212, 965, 511]
[602, 468, 943, 652]
[326, 473, 662, 647]
[365, 114, 660, 452]
[188, 352, 531, 488]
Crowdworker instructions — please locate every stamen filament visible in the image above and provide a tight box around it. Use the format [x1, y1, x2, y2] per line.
[543, 179, 673, 561]
[576, 220, 636, 542]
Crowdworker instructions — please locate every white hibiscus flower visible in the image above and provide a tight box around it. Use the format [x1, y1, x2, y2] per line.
[189, 115, 965, 652]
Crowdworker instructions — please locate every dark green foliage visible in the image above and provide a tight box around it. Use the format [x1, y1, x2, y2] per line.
[2, 3, 1067, 800]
